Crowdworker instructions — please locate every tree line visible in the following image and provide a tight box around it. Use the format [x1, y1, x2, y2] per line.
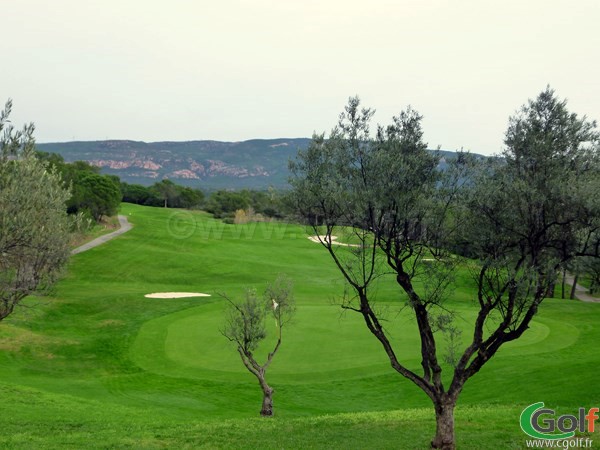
[35, 152, 291, 223]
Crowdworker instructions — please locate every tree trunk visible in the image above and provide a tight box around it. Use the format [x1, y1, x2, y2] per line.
[261, 386, 274, 416]
[258, 374, 274, 417]
[546, 280, 555, 298]
[570, 273, 579, 300]
[561, 269, 566, 299]
[431, 401, 456, 450]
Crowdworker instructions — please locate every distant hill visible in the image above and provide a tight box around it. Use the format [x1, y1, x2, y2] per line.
[36, 139, 479, 190]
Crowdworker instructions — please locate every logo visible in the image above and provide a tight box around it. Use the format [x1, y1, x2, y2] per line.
[166, 210, 196, 239]
[520, 402, 598, 440]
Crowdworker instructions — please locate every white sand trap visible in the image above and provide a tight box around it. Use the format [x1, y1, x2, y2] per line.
[144, 292, 211, 299]
[307, 235, 359, 247]
[308, 235, 338, 244]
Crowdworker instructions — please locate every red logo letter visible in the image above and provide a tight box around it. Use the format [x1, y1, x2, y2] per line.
[585, 408, 599, 433]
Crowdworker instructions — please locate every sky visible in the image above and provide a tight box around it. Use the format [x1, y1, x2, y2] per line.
[2, 0, 600, 155]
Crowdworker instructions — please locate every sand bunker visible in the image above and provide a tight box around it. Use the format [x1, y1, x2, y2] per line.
[307, 235, 359, 247]
[144, 292, 211, 299]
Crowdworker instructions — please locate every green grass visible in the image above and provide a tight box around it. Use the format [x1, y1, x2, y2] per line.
[1, 203, 599, 449]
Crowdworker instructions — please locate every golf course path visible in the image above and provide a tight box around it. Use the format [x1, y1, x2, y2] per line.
[564, 274, 599, 303]
[71, 215, 132, 255]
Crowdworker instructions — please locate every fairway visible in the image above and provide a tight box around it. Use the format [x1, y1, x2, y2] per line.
[0, 203, 599, 449]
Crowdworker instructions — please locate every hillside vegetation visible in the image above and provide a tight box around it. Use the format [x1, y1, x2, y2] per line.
[36, 139, 470, 190]
[36, 139, 312, 189]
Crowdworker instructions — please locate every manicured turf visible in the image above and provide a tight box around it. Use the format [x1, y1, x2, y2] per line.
[0, 203, 598, 448]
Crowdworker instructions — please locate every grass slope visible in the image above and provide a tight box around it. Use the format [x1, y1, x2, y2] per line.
[0, 203, 598, 449]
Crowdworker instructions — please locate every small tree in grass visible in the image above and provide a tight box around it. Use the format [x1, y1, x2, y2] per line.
[152, 179, 178, 208]
[221, 274, 295, 416]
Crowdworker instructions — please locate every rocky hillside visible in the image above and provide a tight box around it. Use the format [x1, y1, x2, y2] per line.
[36, 139, 311, 190]
[36, 139, 476, 190]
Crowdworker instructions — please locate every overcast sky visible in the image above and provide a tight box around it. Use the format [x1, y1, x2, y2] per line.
[2, 0, 599, 155]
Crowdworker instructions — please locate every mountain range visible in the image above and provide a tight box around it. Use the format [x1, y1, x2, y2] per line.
[36, 139, 470, 190]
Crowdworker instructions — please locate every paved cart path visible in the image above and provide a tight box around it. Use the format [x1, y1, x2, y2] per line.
[71, 215, 132, 255]
[563, 274, 599, 303]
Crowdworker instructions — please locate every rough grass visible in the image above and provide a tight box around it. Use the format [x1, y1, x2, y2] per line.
[1, 203, 599, 449]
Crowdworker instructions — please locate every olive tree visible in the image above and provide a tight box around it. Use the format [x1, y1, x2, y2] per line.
[0, 99, 71, 321]
[152, 179, 178, 208]
[221, 274, 295, 416]
[289, 90, 599, 449]
[68, 171, 121, 221]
